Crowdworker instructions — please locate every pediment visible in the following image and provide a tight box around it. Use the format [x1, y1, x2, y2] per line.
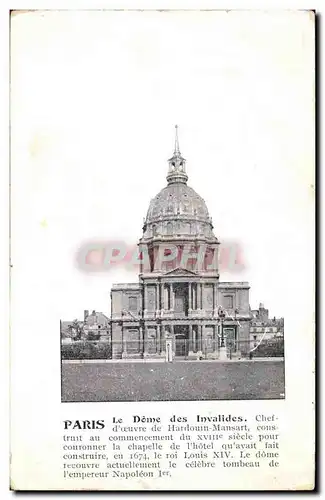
[163, 267, 198, 276]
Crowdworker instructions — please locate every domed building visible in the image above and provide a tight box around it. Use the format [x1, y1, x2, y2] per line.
[110, 127, 251, 359]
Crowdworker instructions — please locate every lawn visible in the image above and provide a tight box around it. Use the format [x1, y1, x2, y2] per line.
[61, 360, 285, 402]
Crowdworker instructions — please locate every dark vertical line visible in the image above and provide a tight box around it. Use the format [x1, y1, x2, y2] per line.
[8, 8, 12, 468]
[313, 11, 318, 491]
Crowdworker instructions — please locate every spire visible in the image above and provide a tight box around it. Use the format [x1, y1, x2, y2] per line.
[174, 124, 180, 155]
[167, 125, 188, 185]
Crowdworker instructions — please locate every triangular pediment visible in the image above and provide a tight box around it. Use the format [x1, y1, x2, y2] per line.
[163, 267, 198, 276]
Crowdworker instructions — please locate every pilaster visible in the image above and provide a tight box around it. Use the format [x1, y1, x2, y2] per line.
[144, 284, 148, 315]
[188, 323, 196, 359]
[121, 324, 127, 358]
[160, 324, 166, 355]
[142, 324, 149, 357]
[213, 282, 218, 316]
[156, 283, 160, 314]
[156, 323, 161, 353]
[188, 282, 192, 312]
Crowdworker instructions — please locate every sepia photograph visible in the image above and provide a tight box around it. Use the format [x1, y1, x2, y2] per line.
[52, 10, 294, 403]
[61, 126, 285, 403]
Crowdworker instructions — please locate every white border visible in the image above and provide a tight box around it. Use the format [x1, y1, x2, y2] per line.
[2, 1, 320, 498]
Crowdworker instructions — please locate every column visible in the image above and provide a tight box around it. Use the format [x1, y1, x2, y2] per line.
[201, 324, 205, 353]
[189, 324, 193, 352]
[156, 283, 160, 312]
[188, 283, 192, 310]
[213, 324, 218, 354]
[201, 284, 204, 310]
[165, 285, 169, 310]
[171, 323, 175, 356]
[161, 325, 165, 354]
[199, 325, 203, 352]
[143, 324, 148, 356]
[121, 320, 127, 358]
[213, 283, 218, 315]
[121, 322, 125, 355]
[218, 320, 221, 347]
[139, 323, 143, 353]
[161, 283, 165, 311]
[171, 283, 175, 310]
[196, 325, 199, 351]
[193, 326, 197, 352]
[157, 324, 160, 353]
[144, 285, 148, 315]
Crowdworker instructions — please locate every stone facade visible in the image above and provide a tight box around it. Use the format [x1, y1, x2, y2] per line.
[110, 127, 252, 359]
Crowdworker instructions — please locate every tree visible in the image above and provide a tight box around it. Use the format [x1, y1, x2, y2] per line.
[68, 319, 84, 341]
[87, 330, 100, 341]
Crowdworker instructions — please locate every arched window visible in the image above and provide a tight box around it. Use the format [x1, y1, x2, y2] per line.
[167, 222, 173, 234]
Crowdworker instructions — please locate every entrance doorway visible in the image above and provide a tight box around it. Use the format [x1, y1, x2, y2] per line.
[174, 284, 189, 316]
[174, 325, 189, 357]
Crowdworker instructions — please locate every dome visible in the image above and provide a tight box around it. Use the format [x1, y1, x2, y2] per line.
[141, 126, 217, 242]
[146, 183, 210, 222]
[142, 183, 216, 241]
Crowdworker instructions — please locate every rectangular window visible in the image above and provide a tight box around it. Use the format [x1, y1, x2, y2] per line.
[128, 296, 138, 311]
[223, 295, 234, 309]
[127, 329, 140, 353]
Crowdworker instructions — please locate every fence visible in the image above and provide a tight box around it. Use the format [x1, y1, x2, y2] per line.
[250, 337, 284, 358]
[61, 337, 284, 360]
[166, 338, 283, 360]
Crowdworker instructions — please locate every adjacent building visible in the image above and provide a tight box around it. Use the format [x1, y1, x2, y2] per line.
[60, 310, 110, 342]
[83, 310, 110, 340]
[250, 303, 284, 350]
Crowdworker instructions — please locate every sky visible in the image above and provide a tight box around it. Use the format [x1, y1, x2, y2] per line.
[10, 10, 314, 320]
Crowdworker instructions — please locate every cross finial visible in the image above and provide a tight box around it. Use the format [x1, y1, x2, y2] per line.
[174, 124, 180, 155]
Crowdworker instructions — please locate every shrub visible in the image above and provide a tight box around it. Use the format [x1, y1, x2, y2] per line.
[87, 331, 101, 341]
[253, 338, 284, 357]
[61, 341, 112, 360]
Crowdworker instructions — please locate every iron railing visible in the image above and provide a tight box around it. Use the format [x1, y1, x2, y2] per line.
[61, 337, 284, 360]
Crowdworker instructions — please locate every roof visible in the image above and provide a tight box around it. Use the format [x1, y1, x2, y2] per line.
[219, 281, 250, 288]
[85, 311, 110, 326]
